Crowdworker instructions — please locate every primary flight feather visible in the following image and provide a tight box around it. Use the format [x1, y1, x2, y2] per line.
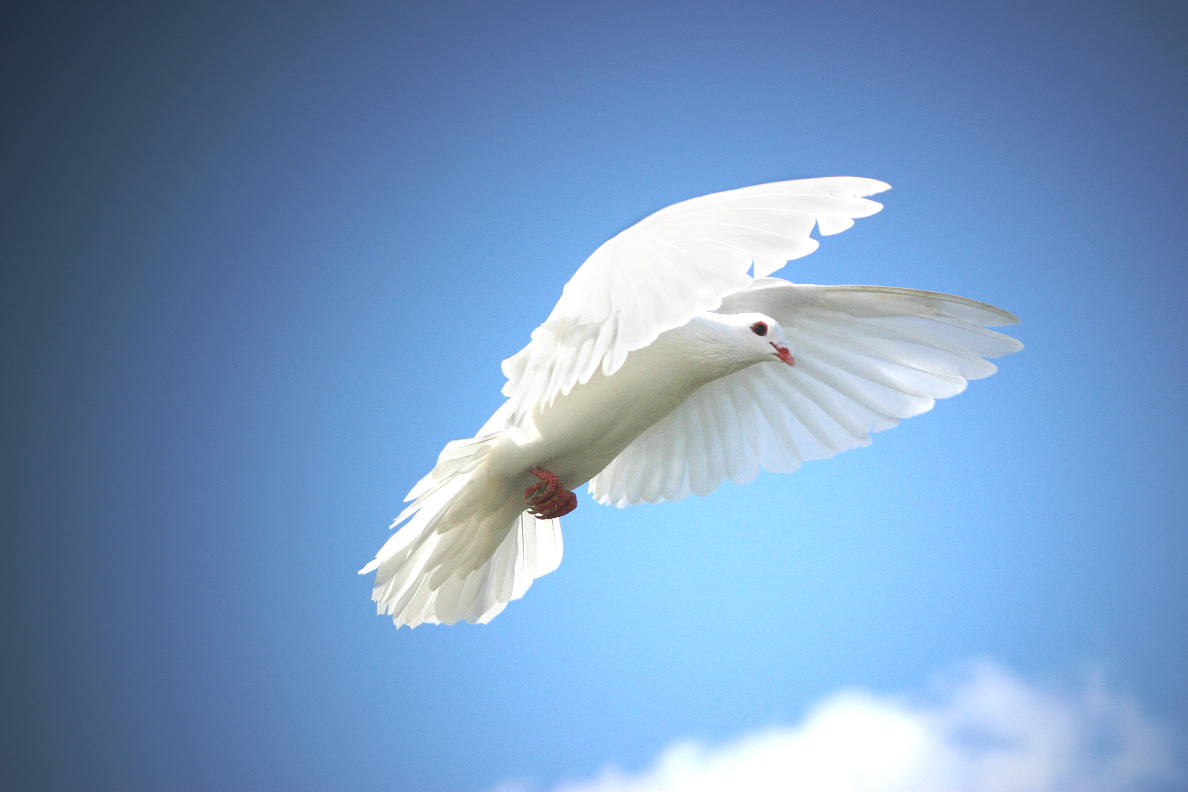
[361, 177, 1022, 627]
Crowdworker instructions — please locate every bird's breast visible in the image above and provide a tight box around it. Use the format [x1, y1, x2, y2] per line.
[504, 325, 740, 489]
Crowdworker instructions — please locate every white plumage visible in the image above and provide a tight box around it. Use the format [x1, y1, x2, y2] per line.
[361, 177, 1022, 627]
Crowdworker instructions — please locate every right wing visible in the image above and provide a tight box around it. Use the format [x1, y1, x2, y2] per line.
[588, 279, 1022, 507]
[498, 178, 892, 426]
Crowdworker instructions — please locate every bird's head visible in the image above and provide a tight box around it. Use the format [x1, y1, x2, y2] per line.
[713, 312, 796, 369]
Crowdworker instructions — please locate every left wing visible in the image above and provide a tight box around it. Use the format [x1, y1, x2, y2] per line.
[588, 279, 1022, 506]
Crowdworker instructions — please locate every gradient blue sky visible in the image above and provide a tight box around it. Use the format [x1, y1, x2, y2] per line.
[4, 2, 1187, 790]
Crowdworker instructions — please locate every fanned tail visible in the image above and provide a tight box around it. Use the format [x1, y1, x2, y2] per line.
[360, 437, 563, 627]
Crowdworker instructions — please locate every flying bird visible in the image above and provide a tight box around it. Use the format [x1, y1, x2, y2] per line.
[361, 177, 1021, 627]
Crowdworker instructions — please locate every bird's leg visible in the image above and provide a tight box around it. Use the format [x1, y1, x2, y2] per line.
[524, 466, 578, 519]
[524, 466, 559, 504]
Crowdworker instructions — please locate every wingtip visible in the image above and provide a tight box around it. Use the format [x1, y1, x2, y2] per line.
[868, 179, 892, 195]
[836, 176, 892, 197]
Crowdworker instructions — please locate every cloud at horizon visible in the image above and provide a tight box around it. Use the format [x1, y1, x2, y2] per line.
[496, 662, 1179, 792]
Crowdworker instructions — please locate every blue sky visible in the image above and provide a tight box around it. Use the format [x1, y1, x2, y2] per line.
[3, 2, 1187, 790]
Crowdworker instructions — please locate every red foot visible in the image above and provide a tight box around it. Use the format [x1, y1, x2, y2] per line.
[524, 466, 578, 519]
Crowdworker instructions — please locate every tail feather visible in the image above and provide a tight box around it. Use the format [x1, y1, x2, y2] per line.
[360, 438, 563, 627]
[400, 434, 499, 510]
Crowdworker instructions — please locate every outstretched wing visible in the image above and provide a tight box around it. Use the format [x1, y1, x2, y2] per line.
[499, 178, 891, 425]
[588, 279, 1022, 507]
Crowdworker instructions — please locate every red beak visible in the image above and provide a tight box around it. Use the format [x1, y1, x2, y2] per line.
[770, 343, 795, 366]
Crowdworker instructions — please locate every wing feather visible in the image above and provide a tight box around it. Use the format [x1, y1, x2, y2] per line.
[589, 280, 1021, 506]
[745, 370, 804, 471]
[499, 178, 891, 424]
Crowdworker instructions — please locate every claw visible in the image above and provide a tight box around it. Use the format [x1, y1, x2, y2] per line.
[524, 466, 578, 519]
[529, 485, 570, 515]
[531, 489, 577, 519]
[525, 466, 560, 506]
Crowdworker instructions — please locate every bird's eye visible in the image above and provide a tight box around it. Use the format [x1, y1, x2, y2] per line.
[750, 322, 768, 337]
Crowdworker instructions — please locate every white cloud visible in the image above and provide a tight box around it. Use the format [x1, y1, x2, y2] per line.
[500, 661, 1180, 792]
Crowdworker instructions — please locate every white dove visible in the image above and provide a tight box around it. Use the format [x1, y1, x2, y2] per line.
[361, 177, 1021, 628]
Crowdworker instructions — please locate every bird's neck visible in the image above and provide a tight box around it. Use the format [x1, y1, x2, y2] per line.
[649, 314, 760, 388]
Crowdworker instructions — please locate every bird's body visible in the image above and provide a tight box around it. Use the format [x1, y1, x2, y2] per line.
[362, 178, 1022, 627]
[497, 314, 768, 493]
